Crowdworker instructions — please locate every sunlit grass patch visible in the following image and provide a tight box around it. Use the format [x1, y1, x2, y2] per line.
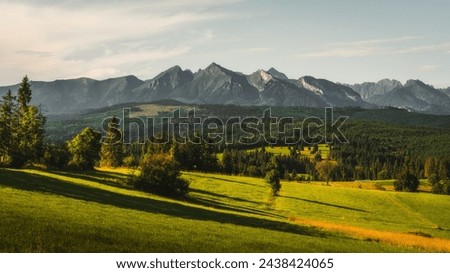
[290, 217, 450, 252]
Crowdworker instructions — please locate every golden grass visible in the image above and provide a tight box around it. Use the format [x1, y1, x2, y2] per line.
[95, 166, 137, 174]
[289, 217, 450, 252]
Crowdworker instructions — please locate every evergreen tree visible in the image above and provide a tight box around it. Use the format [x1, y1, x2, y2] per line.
[17, 75, 32, 111]
[221, 148, 234, 174]
[265, 156, 281, 195]
[0, 90, 18, 165]
[18, 105, 46, 162]
[100, 116, 125, 167]
[394, 169, 419, 192]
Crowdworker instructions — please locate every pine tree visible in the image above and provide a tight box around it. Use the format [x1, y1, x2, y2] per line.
[17, 75, 32, 111]
[15, 76, 46, 165]
[221, 148, 233, 174]
[265, 156, 281, 195]
[0, 90, 18, 165]
[100, 116, 124, 167]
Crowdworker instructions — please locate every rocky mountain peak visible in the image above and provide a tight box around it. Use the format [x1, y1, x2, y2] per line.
[267, 68, 288, 80]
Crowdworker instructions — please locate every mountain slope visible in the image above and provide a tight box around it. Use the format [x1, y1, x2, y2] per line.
[0, 76, 143, 114]
[131, 66, 194, 102]
[267, 68, 289, 80]
[171, 63, 259, 104]
[372, 80, 450, 114]
[297, 76, 368, 107]
[258, 77, 326, 107]
[349, 79, 402, 101]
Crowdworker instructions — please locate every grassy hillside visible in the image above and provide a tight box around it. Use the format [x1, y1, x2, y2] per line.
[1, 168, 449, 252]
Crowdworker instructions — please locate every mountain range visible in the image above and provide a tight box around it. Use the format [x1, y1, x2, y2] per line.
[1, 62, 450, 115]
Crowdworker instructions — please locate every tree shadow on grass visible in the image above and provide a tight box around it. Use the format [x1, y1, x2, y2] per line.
[186, 172, 264, 187]
[46, 170, 133, 190]
[189, 188, 261, 205]
[0, 169, 327, 238]
[280, 195, 369, 213]
[187, 195, 285, 220]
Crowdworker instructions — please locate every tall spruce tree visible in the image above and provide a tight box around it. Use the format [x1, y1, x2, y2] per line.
[15, 76, 46, 165]
[17, 75, 32, 111]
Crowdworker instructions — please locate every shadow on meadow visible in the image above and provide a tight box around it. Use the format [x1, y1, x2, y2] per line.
[0, 169, 327, 238]
[186, 172, 265, 187]
[46, 169, 133, 190]
[280, 195, 369, 213]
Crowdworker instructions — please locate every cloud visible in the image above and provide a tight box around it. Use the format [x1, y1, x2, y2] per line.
[392, 43, 450, 54]
[15, 50, 54, 58]
[0, 0, 238, 83]
[418, 65, 437, 72]
[295, 36, 450, 59]
[241, 47, 272, 53]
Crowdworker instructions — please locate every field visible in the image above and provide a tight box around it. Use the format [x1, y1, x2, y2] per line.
[300, 144, 330, 160]
[217, 144, 330, 161]
[314, 179, 432, 192]
[1, 168, 449, 252]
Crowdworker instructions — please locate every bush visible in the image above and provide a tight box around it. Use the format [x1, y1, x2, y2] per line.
[372, 182, 386, 191]
[122, 155, 139, 168]
[43, 144, 70, 169]
[428, 173, 439, 186]
[67, 127, 101, 170]
[246, 165, 262, 177]
[432, 180, 450, 195]
[394, 170, 419, 192]
[133, 153, 189, 197]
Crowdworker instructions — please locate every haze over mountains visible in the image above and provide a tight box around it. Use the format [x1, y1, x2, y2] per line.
[1, 63, 450, 115]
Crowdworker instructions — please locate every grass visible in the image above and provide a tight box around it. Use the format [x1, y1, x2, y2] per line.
[277, 182, 450, 242]
[0, 168, 448, 252]
[311, 179, 431, 192]
[300, 144, 330, 160]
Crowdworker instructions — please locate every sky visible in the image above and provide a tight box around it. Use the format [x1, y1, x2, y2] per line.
[1, 0, 450, 88]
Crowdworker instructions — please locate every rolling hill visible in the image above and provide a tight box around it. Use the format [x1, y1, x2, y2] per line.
[1, 168, 449, 252]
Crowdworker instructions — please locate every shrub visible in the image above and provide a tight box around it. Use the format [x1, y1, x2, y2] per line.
[432, 180, 450, 195]
[67, 127, 101, 170]
[394, 170, 419, 192]
[428, 173, 440, 186]
[133, 153, 189, 197]
[122, 155, 139, 168]
[373, 182, 386, 191]
[43, 144, 70, 169]
[246, 165, 262, 177]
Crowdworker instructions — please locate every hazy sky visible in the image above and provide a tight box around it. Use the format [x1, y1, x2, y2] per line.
[1, 0, 450, 87]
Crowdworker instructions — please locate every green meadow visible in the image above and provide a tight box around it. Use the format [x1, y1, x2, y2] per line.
[1, 168, 449, 252]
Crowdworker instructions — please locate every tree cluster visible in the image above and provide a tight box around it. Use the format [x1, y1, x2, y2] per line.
[0, 76, 46, 167]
